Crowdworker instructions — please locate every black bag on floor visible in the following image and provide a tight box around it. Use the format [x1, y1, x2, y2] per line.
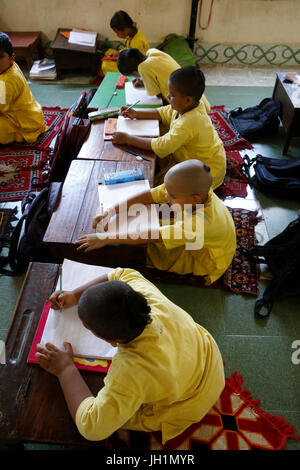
[0, 182, 62, 276]
[242, 212, 300, 317]
[229, 98, 281, 139]
[242, 154, 300, 199]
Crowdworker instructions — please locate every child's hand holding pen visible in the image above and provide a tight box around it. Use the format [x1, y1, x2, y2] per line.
[49, 290, 78, 310]
[119, 105, 138, 120]
[92, 206, 115, 230]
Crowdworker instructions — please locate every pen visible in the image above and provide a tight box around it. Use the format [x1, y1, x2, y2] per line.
[125, 149, 152, 162]
[59, 266, 63, 312]
[124, 99, 140, 112]
[100, 202, 104, 232]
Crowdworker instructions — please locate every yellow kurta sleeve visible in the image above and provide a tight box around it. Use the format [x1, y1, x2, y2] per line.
[75, 379, 144, 441]
[150, 183, 168, 204]
[151, 109, 193, 159]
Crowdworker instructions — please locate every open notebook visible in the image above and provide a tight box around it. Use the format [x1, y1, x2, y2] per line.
[97, 179, 160, 239]
[116, 114, 159, 137]
[125, 81, 163, 106]
[37, 259, 117, 360]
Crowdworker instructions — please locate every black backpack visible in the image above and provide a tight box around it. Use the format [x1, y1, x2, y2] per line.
[242, 154, 300, 199]
[0, 182, 62, 276]
[242, 212, 300, 317]
[229, 98, 281, 140]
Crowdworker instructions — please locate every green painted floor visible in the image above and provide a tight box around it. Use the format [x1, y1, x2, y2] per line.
[1, 81, 300, 450]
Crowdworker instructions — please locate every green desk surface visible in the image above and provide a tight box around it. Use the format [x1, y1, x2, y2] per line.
[88, 72, 160, 109]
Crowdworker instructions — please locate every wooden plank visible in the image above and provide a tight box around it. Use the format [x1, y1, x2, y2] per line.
[77, 121, 105, 160]
[43, 160, 94, 244]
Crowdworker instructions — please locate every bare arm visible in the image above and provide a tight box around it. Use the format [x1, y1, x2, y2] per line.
[93, 189, 155, 228]
[112, 132, 153, 150]
[36, 342, 93, 422]
[49, 273, 109, 310]
[120, 106, 161, 121]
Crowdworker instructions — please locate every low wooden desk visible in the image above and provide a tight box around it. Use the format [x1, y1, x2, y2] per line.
[50, 28, 98, 79]
[0, 262, 105, 448]
[272, 72, 300, 155]
[5, 31, 43, 69]
[43, 159, 152, 266]
[77, 120, 156, 172]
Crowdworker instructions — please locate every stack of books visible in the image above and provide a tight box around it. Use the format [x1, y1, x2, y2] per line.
[29, 59, 57, 80]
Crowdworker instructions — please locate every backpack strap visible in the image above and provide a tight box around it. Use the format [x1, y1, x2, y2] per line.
[0, 211, 28, 276]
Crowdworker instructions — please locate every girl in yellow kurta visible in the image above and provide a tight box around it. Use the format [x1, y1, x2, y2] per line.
[75, 160, 236, 285]
[36, 267, 225, 444]
[113, 65, 225, 189]
[0, 32, 48, 145]
[101, 11, 149, 76]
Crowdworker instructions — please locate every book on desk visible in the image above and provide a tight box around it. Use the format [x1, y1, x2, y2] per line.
[28, 259, 116, 372]
[103, 115, 159, 140]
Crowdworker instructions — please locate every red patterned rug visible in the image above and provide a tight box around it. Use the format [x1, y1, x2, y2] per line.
[215, 151, 249, 200]
[209, 105, 253, 151]
[141, 207, 259, 296]
[0, 107, 67, 202]
[107, 371, 300, 451]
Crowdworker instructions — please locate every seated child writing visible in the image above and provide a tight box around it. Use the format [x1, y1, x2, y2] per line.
[113, 65, 226, 190]
[75, 160, 236, 286]
[36, 267, 225, 443]
[117, 47, 210, 111]
[0, 32, 48, 145]
[101, 11, 149, 76]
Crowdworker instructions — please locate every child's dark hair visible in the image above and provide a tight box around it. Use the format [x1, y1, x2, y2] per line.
[110, 10, 136, 32]
[117, 48, 145, 75]
[169, 66, 205, 102]
[0, 32, 13, 57]
[78, 280, 152, 342]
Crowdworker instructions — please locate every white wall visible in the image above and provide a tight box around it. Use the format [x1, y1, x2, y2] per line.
[0, 0, 190, 45]
[196, 0, 300, 45]
[1, 0, 300, 46]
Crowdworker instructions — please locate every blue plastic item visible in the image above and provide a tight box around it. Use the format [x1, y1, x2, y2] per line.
[104, 168, 144, 185]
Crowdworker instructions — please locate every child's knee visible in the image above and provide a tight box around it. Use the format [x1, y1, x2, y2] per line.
[0, 116, 16, 145]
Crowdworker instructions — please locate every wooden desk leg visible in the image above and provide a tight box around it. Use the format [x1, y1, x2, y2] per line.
[282, 125, 292, 155]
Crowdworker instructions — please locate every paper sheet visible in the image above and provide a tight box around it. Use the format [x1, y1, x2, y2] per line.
[116, 115, 159, 137]
[69, 30, 97, 47]
[125, 81, 163, 106]
[40, 259, 117, 359]
[97, 180, 160, 240]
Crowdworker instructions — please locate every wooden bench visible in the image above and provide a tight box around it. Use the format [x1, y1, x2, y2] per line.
[5, 31, 43, 69]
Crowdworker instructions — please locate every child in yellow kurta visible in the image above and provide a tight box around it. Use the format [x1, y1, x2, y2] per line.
[36, 267, 225, 443]
[113, 65, 225, 189]
[101, 11, 149, 76]
[117, 47, 211, 111]
[0, 32, 48, 145]
[75, 160, 236, 286]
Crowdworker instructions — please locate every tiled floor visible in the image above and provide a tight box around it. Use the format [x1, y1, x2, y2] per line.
[1, 65, 300, 450]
